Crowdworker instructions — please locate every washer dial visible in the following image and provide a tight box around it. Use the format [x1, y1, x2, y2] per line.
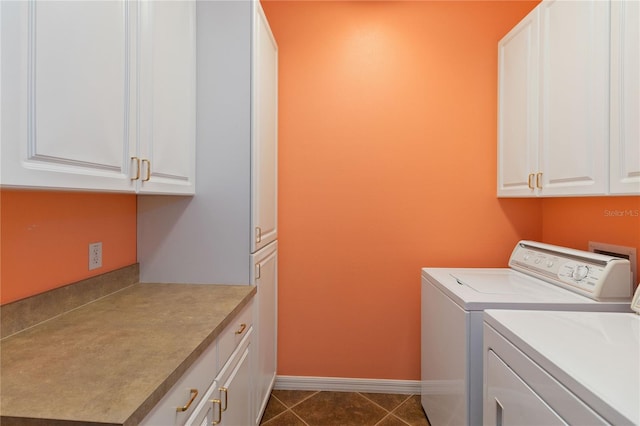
[571, 265, 590, 281]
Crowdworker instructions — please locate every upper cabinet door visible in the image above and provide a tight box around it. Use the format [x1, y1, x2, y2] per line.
[1, 0, 196, 194]
[497, 7, 539, 197]
[537, 0, 609, 196]
[137, 0, 196, 195]
[1, 1, 136, 192]
[251, 1, 278, 253]
[610, 0, 640, 195]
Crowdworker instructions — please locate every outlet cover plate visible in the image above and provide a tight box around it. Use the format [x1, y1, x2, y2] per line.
[89, 242, 102, 270]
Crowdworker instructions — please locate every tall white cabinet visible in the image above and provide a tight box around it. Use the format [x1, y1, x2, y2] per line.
[137, 1, 278, 424]
[497, 0, 639, 197]
[0, 0, 195, 194]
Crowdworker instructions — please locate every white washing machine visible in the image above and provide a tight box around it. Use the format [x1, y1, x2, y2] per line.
[421, 240, 633, 426]
[483, 287, 640, 425]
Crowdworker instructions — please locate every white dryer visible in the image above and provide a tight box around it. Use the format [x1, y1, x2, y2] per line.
[420, 240, 633, 426]
[483, 288, 640, 425]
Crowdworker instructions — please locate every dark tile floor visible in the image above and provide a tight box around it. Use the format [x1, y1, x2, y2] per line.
[260, 390, 431, 426]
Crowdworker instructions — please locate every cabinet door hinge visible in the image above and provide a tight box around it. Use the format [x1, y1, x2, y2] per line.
[255, 227, 262, 243]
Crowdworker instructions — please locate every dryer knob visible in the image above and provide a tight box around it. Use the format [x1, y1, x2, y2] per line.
[572, 265, 589, 281]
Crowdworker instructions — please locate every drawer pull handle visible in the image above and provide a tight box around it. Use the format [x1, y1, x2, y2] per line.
[176, 388, 198, 412]
[536, 172, 543, 189]
[211, 398, 222, 425]
[527, 173, 534, 190]
[131, 157, 141, 181]
[220, 386, 228, 411]
[142, 159, 151, 182]
[235, 323, 247, 335]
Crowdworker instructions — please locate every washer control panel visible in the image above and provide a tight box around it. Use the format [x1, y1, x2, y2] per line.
[509, 241, 632, 300]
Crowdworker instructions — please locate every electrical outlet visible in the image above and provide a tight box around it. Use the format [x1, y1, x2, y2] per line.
[89, 242, 102, 270]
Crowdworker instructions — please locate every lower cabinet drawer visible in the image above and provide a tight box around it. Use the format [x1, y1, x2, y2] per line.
[217, 302, 253, 365]
[186, 328, 253, 426]
[140, 340, 218, 426]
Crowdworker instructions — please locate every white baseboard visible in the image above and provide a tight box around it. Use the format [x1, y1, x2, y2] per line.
[274, 375, 421, 395]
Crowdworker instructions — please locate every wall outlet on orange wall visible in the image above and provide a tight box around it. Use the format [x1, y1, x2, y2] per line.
[89, 242, 103, 271]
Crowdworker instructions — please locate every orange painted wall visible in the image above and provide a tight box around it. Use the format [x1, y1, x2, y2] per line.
[542, 196, 640, 283]
[0, 189, 137, 304]
[262, 0, 542, 380]
[3, 0, 635, 386]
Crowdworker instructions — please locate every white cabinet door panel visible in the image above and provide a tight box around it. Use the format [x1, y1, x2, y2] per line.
[1, 1, 134, 191]
[610, 0, 640, 195]
[538, 0, 609, 196]
[138, 0, 196, 194]
[1, 0, 195, 194]
[497, 7, 539, 197]
[251, 241, 278, 424]
[497, 0, 618, 198]
[251, 1, 278, 252]
[219, 344, 252, 426]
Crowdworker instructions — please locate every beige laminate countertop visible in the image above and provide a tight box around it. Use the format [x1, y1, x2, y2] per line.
[0, 283, 256, 426]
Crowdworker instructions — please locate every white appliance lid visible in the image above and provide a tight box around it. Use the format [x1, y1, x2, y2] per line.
[484, 309, 640, 425]
[422, 268, 632, 312]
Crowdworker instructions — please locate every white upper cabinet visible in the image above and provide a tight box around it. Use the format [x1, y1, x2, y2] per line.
[497, 7, 540, 196]
[1, 1, 135, 192]
[0, 0, 195, 194]
[498, 0, 637, 197]
[610, 0, 640, 195]
[537, 0, 609, 196]
[136, 0, 196, 194]
[251, 1, 278, 252]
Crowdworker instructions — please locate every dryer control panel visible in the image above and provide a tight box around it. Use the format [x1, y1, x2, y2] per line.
[509, 241, 632, 300]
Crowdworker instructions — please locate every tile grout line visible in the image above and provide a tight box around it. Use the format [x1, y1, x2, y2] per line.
[291, 408, 311, 426]
[280, 390, 320, 409]
[373, 412, 413, 426]
[358, 392, 414, 413]
[260, 394, 287, 425]
[393, 395, 430, 426]
[357, 392, 390, 413]
[264, 391, 426, 426]
[263, 407, 312, 426]
[355, 392, 393, 426]
[263, 390, 319, 425]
